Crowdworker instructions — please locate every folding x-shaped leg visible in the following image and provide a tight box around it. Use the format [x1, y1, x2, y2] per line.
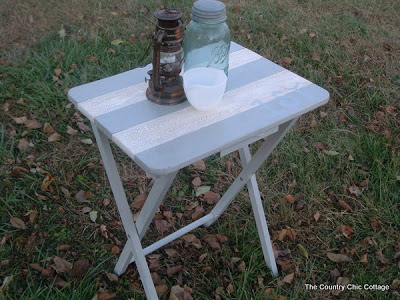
[91, 117, 297, 300]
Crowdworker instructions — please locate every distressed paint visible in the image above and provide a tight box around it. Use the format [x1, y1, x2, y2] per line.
[68, 41, 244, 107]
[95, 57, 282, 136]
[112, 70, 310, 156]
[78, 48, 268, 122]
[124, 84, 328, 175]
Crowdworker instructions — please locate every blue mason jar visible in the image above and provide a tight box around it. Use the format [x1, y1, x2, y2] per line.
[184, 0, 231, 75]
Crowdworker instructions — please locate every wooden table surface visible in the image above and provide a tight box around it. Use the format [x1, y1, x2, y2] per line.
[68, 42, 329, 176]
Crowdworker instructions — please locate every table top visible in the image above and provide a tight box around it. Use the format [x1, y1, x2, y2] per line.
[68, 42, 329, 176]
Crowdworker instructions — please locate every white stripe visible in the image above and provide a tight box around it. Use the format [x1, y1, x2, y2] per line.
[77, 48, 262, 122]
[78, 82, 148, 122]
[228, 48, 262, 69]
[113, 70, 311, 156]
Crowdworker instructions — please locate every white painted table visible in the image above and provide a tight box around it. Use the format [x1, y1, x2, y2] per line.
[68, 42, 329, 299]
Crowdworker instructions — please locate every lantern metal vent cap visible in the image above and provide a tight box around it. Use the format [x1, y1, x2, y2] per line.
[191, 0, 227, 24]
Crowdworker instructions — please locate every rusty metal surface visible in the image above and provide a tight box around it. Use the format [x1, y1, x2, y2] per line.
[146, 9, 187, 105]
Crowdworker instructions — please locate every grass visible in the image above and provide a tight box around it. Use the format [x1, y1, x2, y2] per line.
[1, 0, 399, 299]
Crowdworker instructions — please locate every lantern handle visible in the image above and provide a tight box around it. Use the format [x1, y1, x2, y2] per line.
[152, 30, 165, 92]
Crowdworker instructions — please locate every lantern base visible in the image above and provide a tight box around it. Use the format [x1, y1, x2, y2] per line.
[146, 75, 187, 106]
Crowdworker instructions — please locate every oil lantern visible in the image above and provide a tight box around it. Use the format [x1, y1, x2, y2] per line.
[146, 9, 186, 105]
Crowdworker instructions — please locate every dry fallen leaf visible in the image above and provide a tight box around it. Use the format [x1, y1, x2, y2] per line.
[13, 116, 27, 124]
[48, 132, 62, 142]
[375, 250, 388, 264]
[282, 57, 292, 64]
[103, 198, 111, 207]
[111, 245, 120, 255]
[276, 259, 293, 271]
[25, 210, 38, 224]
[10, 166, 29, 178]
[53, 256, 73, 274]
[283, 194, 296, 204]
[54, 68, 62, 76]
[41, 174, 54, 192]
[69, 259, 90, 279]
[167, 265, 182, 276]
[285, 227, 296, 241]
[164, 248, 178, 258]
[156, 283, 168, 297]
[155, 219, 171, 232]
[203, 191, 220, 204]
[342, 225, 355, 239]
[182, 234, 196, 243]
[238, 261, 246, 272]
[312, 51, 321, 61]
[75, 190, 90, 202]
[338, 200, 353, 212]
[203, 234, 221, 250]
[370, 219, 383, 230]
[191, 205, 204, 221]
[282, 273, 294, 284]
[330, 268, 340, 283]
[18, 138, 30, 151]
[327, 252, 352, 263]
[94, 292, 117, 300]
[81, 138, 93, 145]
[185, 201, 199, 211]
[312, 142, 327, 150]
[332, 277, 349, 296]
[391, 279, 400, 290]
[169, 285, 184, 300]
[314, 211, 321, 222]
[58, 245, 71, 251]
[348, 186, 361, 197]
[3, 101, 11, 112]
[10, 216, 26, 229]
[380, 105, 396, 115]
[77, 122, 91, 132]
[192, 176, 201, 186]
[29, 263, 44, 272]
[43, 123, 55, 134]
[25, 119, 42, 129]
[66, 126, 78, 136]
[198, 253, 208, 262]
[359, 254, 368, 265]
[192, 160, 206, 171]
[105, 271, 118, 283]
[131, 194, 147, 209]
[299, 28, 307, 34]
[216, 234, 228, 243]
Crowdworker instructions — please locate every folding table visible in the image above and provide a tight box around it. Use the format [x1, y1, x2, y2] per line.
[68, 41, 329, 299]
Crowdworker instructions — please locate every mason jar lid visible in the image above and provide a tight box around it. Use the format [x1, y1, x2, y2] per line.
[191, 0, 227, 24]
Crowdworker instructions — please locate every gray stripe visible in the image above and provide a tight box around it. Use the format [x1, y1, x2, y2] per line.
[230, 41, 244, 52]
[95, 58, 284, 137]
[68, 41, 244, 105]
[134, 84, 329, 175]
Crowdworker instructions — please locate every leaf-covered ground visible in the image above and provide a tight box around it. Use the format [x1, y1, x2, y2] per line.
[0, 0, 399, 299]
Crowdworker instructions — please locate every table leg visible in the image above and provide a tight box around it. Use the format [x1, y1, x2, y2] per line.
[115, 171, 177, 275]
[238, 146, 278, 277]
[203, 118, 298, 227]
[91, 123, 158, 299]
